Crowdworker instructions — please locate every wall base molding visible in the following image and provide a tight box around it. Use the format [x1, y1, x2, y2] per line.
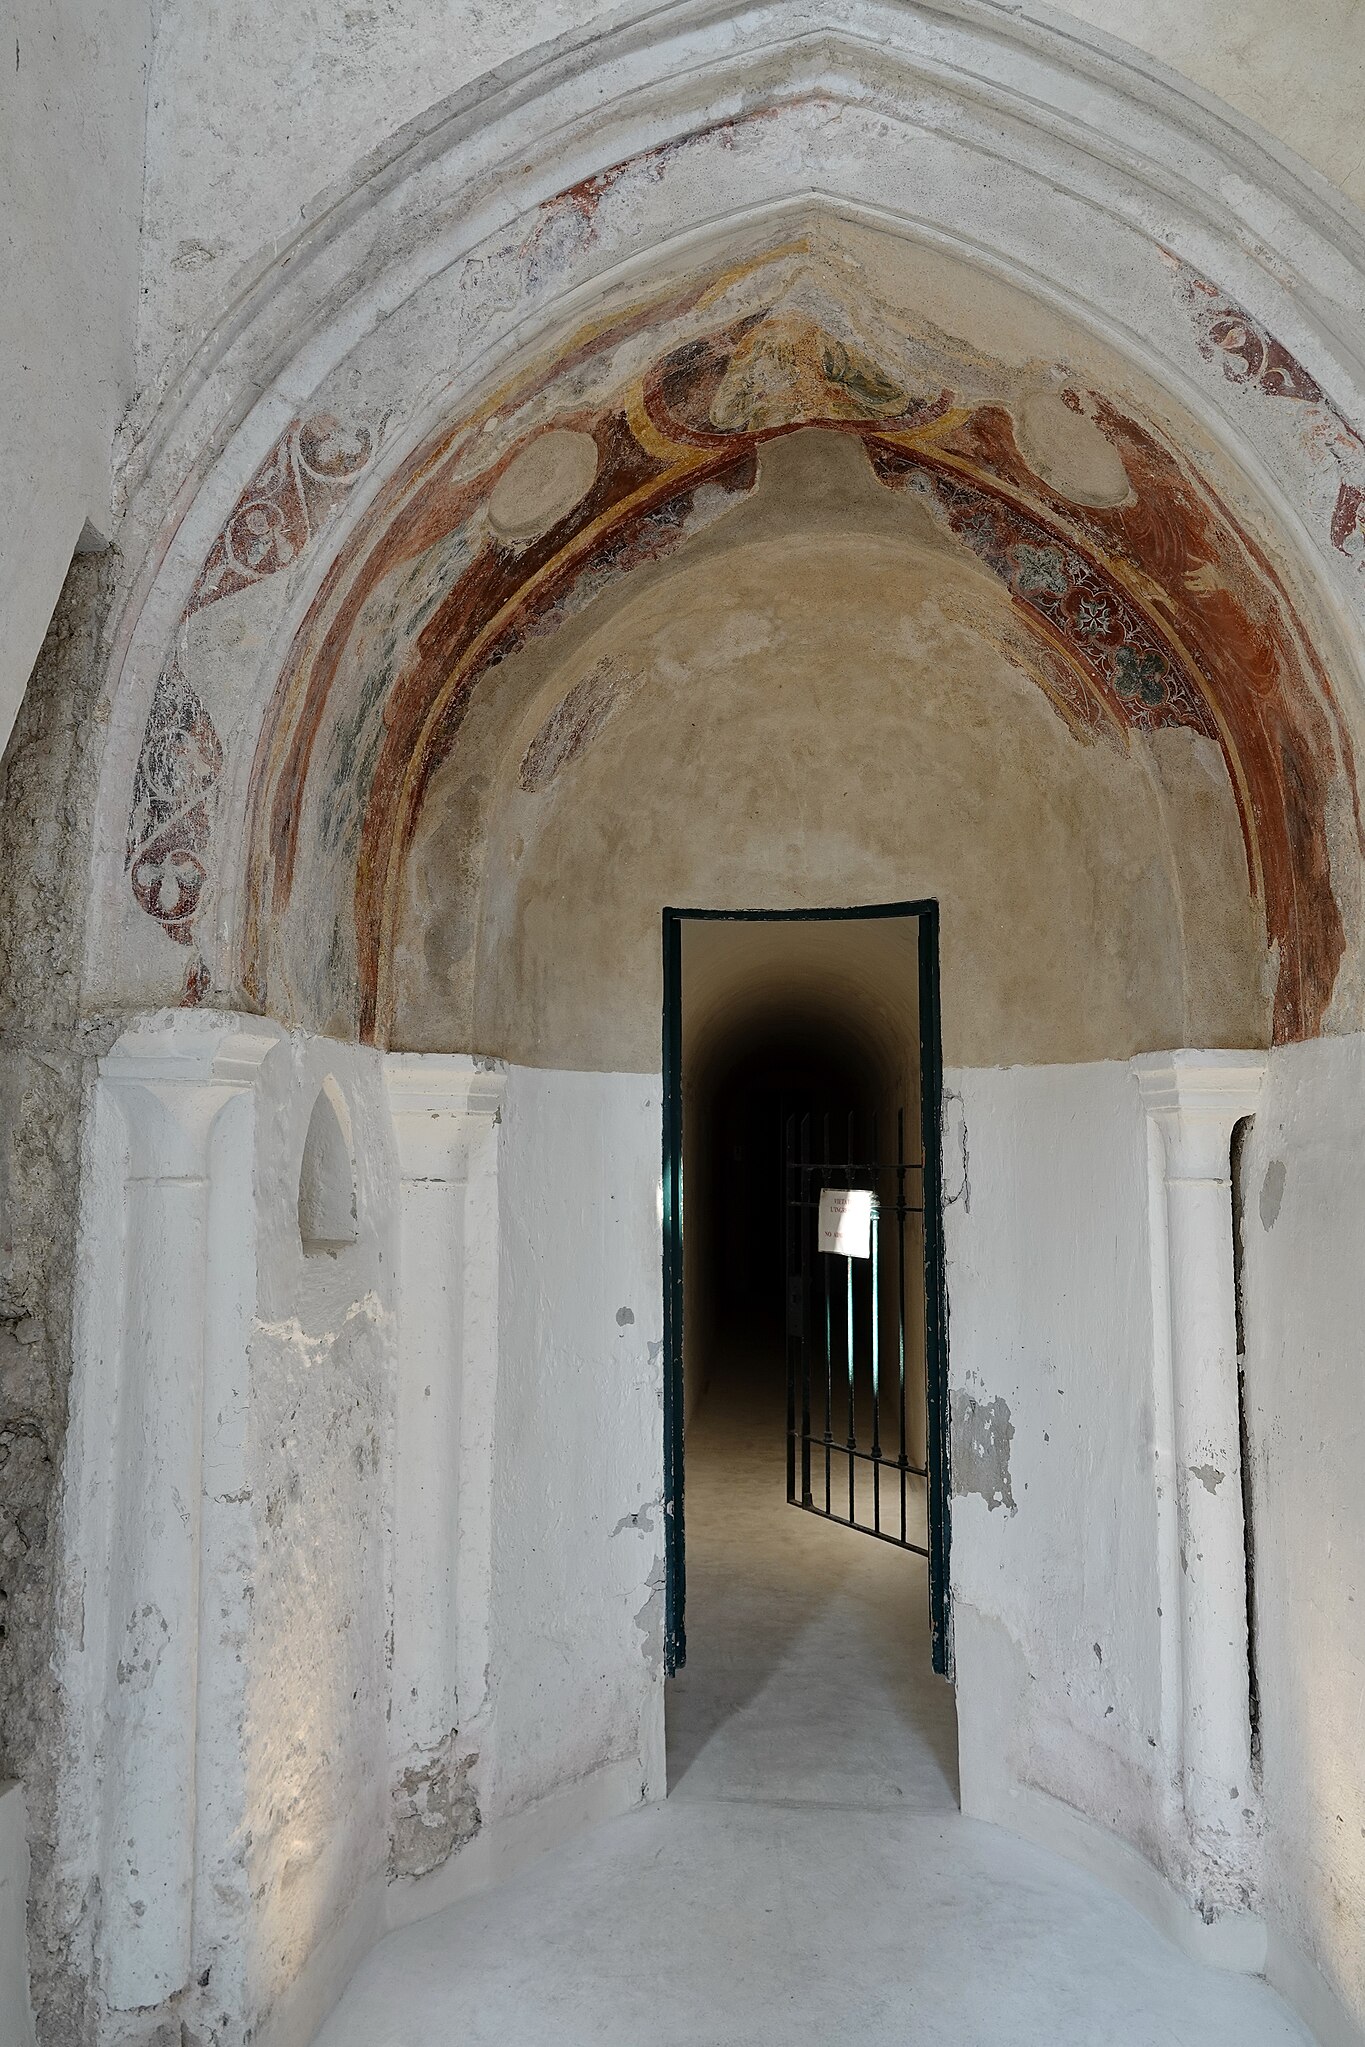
[986, 1779, 1268, 1973]
[1266, 1928, 1365, 2047]
[256, 1876, 385, 2047]
[968, 1777, 1364, 2046]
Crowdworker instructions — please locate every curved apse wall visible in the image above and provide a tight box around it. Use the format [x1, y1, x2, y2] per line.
[395, 429, 1267, 1069]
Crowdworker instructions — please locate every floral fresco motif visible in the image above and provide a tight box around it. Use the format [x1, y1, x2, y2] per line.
[1177, 270, 1365, 567]
[189, 415, 375, 614]
[126, 656, 224, 945]
[127, 413, 378, 960]
[902, 466, 1217, 738]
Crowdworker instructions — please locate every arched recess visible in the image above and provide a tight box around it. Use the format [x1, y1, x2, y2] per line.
[231, 253, 1358, 1061]
[297, 1075, 359, 1253]
[54, 9, 1365, 2036]
[82, 4, 1365, 1052]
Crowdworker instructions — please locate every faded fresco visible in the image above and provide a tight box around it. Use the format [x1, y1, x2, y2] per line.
[221, 241, 1357, 1050]
[125, 414, 377, 993]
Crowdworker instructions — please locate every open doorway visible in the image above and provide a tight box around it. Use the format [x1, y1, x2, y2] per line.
[661, 904, 955, 1801]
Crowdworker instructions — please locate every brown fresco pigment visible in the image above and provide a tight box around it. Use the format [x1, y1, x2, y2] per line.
[237, 300, 1358, 1046]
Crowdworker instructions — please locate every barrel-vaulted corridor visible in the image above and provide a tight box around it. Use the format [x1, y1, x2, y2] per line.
[9, 10, 1365, 2039]
[313, 1365, 1310, 2046]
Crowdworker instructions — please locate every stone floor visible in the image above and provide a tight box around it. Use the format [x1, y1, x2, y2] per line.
[316, 1370, 1311, 2047]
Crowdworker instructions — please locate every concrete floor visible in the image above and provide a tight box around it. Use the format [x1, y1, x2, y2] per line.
[316, 1369, 1311, 2047]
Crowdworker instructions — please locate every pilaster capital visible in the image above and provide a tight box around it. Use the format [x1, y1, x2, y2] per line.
[1132, 1050, 1266, 1182]
[100, 1012, 284, 1178]
[385, 1053, 506, 1180]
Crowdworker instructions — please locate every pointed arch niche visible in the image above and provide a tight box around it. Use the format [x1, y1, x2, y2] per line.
[297, 1075, 359, 1254]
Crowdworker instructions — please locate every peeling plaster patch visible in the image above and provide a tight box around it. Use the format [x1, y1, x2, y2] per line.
[943, 1091, 970, 1209]
[615, 1306, 635, 1326]
[633, 1556, 666, 1676]
[951, 1389, 1016, 1513]
[171, 237, 220, 273]
[389, 1728, 479, 1880]
[1260, 1157, 1286, 1230]
[612, 1501, 656, 1537]
[1190, 1463, 1225, 1494]
[115, 1602, 169, 1689]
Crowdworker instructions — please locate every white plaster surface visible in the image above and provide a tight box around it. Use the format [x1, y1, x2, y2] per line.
[386, 1058, 504, 1789]
[131, 0, 1365, 421]
[43, 1020, 1365, 2047]
[482, 1064, 666, 1826]
[312, 1375, 1310, 2047]
[245, 1033, 398, 2047]
[0, 0, 150, 758]
[944, 1061, 1176, 1877]
[1240, 1036, 1365, 2041]
[53, 1019, 398, 2044]
[1135, 1051, 1265, 1893]
[48, 1040, 670, 2044]
[941, 1050, 1365, 2036]
[378, 1061, 671, 1932]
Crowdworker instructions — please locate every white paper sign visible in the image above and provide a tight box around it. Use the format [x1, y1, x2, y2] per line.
[817, 1186, 875, 1259]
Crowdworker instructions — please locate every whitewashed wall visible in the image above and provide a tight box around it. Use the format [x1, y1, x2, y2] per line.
[54, 1019, 397, 2047]
[241, 1036, 398, 2047]
[1240, 1037, 1365, 2044]
[55, 1036, 666, 2045]
[486, 1067, 666, 1818]
[946, 1061, 1173, 1887]
[385, 1061, 666, 1933]
[947, 1051, 1365, 2044]
[50, 1031, 1365, 2045]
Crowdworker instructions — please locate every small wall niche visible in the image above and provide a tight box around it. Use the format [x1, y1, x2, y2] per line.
[298, 1077, 359, 1255]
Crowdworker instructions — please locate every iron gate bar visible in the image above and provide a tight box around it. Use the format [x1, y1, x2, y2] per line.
[844, 1111, 855, 1522]
[918, 904, 953, 1676]
[660, 899, 952, 1680]
[897, 1107, 909, 1544]
[822, 1113, 833, 1516]
[870, 1108, 881, 1536]
[661, 910, 686, 1672]
[784, 1109, 795, 1510]
[785, 1112, 932, 1554]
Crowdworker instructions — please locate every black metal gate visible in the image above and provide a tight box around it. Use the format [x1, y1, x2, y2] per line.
[779, 916, 951, 1678]
[784, 1108, 929, 1554]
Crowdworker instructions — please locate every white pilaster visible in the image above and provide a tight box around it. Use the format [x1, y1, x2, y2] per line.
[1134, 1050, 1265, 1865]
[385, 1057, 504, 1767]
[92, 1018, 278, 2011]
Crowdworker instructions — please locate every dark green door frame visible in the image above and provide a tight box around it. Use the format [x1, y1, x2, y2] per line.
[660, 900, 952, 1678]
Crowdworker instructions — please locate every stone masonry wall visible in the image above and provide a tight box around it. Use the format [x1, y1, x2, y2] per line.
[0, 550, 122, 2044]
